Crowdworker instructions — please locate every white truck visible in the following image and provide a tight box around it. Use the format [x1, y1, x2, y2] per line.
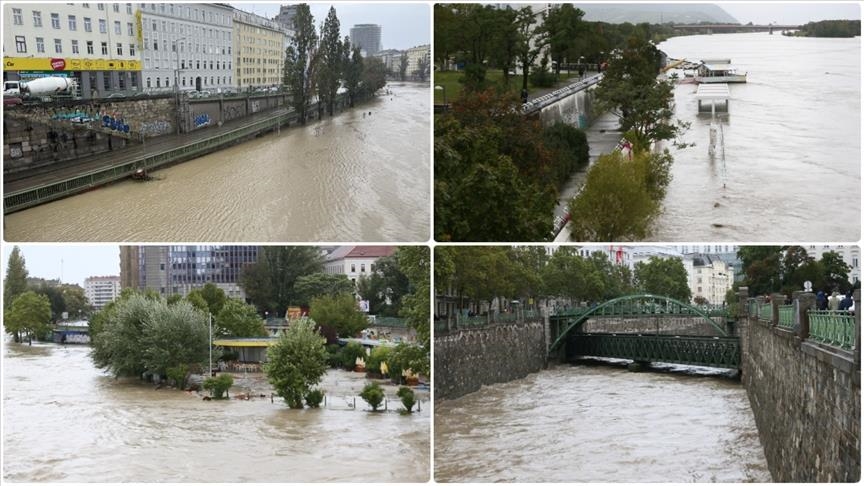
[4, 76, 77, 99]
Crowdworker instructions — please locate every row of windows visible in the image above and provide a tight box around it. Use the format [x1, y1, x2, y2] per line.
[144, 19, 230, 41]
[141, 37, 230, 56]
[13, 35, 136, 56]
[145, 75, 231, 89]
[11, 8, 134, 33]
[144, 59, 231, 71]
[143, 3, 230, 27]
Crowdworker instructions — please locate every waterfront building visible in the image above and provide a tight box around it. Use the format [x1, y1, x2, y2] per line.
[139, 2, 233, 93]
[232, 8, 287, 90]
[806, 245, 860, 283]
[84, 275, 121, 309]
[2, 2, 142, 98]
[683, 254, 734, 305]
[349, 24, 381, 56]
[324, 246, 396, 285]
[372, 48, 403, 74]
[406, 44, 430, 79]
[120, 245, 258, 299]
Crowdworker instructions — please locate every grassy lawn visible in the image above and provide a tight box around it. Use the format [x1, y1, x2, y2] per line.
[433, 69, 581, 104]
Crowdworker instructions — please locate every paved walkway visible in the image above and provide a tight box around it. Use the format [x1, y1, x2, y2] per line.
[4, 106, 292, 193]
[552, 111, 623, 242]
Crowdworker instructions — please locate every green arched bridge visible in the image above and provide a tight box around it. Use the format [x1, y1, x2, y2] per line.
[549, 294, 740, 369]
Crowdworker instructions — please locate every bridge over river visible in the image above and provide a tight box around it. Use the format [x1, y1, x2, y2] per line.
[435, 288, 860, 481]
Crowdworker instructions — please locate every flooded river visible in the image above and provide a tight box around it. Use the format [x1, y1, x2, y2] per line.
[654, 33, 859, 241]
[435, 362, 770, 482]
[3, 343, 430, 482]
[4, 83, 430, 242]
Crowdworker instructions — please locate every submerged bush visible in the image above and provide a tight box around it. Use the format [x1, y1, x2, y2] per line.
[305, 389, 324, 408]
[360, 382, 385, 411]
[397, 386, 416, 413]
[203, 373, 234, 399]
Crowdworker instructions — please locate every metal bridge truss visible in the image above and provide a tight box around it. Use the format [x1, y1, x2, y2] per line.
[566, 333, 741, 369]
[549, 294, 731, 352]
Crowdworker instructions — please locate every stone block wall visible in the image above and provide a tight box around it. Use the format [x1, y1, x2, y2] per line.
[741, 317, 860, 482]
[435, 322, 547, 401]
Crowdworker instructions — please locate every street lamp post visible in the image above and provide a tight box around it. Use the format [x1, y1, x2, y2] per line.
[208, 312, 213, 376]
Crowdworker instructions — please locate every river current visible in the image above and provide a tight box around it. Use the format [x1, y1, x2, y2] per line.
[654, 32, 860, 241]
[434, 362, 770, 483]
[3, 343, 430, 482]
[4, 83, 430, 242]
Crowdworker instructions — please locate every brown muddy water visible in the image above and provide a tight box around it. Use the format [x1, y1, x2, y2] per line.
[434, 362, 770, 482]
[3, 343, 430, 482]
[4, 83, 430, 242]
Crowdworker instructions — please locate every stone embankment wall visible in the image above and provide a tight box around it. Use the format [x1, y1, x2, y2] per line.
[435, 322, 547, 401]
[537, 85, 596, 128]
[740, 314, 860, 482]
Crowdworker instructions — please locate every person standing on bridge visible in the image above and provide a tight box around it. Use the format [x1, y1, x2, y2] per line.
[816, 291, 828, 310]
[828, 291, 841, 311]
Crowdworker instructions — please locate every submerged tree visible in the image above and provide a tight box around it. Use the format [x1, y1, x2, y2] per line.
[284, 4, 318, 124]
[264, 317, 328, 409]
[318, 6, 343, 116]
[4, 291, 51, 345]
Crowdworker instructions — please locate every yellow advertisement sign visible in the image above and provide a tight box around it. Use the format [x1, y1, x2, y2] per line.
[3, 57, 141, 72]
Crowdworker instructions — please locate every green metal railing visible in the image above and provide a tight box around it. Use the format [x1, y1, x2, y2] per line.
[748, 300, 758, 317]
[777, 304, 796, 329]
[808, 310, 855, 350]
[758, 303, 773, 322]
[371, 317, 408, 328]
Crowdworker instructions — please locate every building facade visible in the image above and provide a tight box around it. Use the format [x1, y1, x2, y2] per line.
[120, 245, 258, 299]
[232, 8, 286, 90]
[84, 275, 121, 309]
[324, 246, 396, 284]
[406, 44, 430, 79]
[683, 254, 734, 305]
[272, 5, 297, 31]
[3, 2, 142, 99]
[349, 24, 381, 56]
[139, 2, 233, 93]
[806, 245, 861, 283]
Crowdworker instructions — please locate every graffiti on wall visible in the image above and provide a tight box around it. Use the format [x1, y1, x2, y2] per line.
[193, 113, 211, 128]
[250, 100, 260, 113]
[223, 105, 244, 122]
[102, 114, 130, 133]
[139, 120, 172, 137]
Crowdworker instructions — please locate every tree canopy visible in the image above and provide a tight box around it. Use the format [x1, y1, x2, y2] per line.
[634, 257, 691, 302]
[240, 246, 324, 316]
[4, 291, 52, 344]
[264, 317, 328, 409]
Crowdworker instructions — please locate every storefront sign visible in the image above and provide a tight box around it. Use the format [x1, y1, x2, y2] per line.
[3, 57, 141, 71]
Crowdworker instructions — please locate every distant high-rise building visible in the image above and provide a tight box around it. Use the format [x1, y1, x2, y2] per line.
[120, 245, 259, 299]
[84, 275, 121, 310]
[274, 5, 297, 30]
[350, 24, 381, 56]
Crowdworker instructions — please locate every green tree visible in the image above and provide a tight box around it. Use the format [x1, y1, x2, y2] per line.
[342, 37, 363, 107]
[59, 284, 90, 319]
[356, 254, 410, 317]
[186, 283, 227, 316]
[821, 251, 852, 293]
[4, 246, 29, 319]
[398, 52, 409, 81]
[593, 34, 684, 146]
[397, 246, 431, 353]
[738, 246, 783, 295]
[544, 4, 585, 80]
[360, 382, 385, 411]
[185, 291, 209, 313]
[568, 151, 658, 241]
[90, 293, 154, 377]
[634, 257, 691, 301]
[215, 299, 267, 337]
[5, 291, 52, 345]
[264, 317, 328, 408]
[284, 4, 318, 124]
[515, 6, 547, 97]
[360, 57, 388, 96]
[318, 6, 343, 116]
[295, 272, 355, 305]
[415, 53, 430, 81]
[309, 293, 367, 337]
[240, 246, 324, 316]
[203, 374, 234, 399]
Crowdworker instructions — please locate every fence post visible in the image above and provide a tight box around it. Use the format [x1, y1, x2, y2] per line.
[855, 289, 861, 367]
[795, 291, 815, 342]
[737, 287, 749, 319]
[770, 293, 784, 328]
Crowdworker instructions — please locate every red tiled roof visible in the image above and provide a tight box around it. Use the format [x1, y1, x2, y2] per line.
[344, 246, 396, 259]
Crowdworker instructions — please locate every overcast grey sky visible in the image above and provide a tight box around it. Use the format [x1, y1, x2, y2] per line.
[231, 2, 430, 50]
[718, 2, 860, 24]
[2, 245, 120, 288]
